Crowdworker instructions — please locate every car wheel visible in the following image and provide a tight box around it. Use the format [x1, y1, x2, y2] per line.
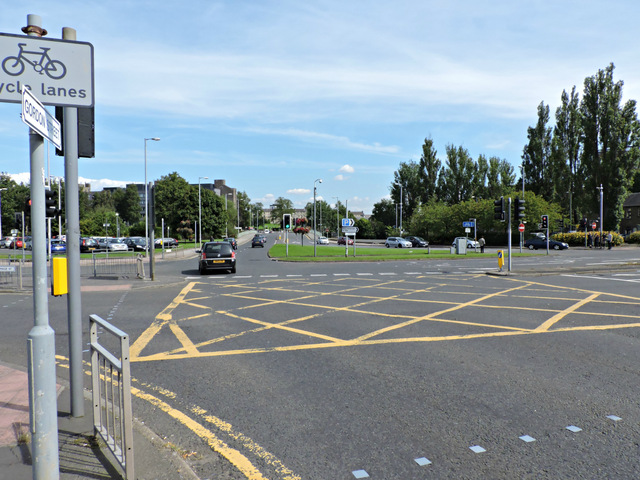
[528, 244, 535, 250]
[230, 266, 236, 274]
[553, 244, 560, 250]
[199, 264, 206, 275]
[385, 244, 390, 248]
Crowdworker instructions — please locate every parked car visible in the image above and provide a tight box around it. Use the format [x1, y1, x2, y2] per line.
[50, 239, 66, 253]
[404, 236, 428, 247]
[80, 237, 98, 253]
[155, 237, 179, 248]
[452, 237, 480, 249]
[316, 236, 329, 245]
[337, 236, 354, 245]
[524, 237, 569, 250]
[24, 236, 32, 250]
[124, 237, 147, 252]
[2, 236, 14, 248]
[106, 238, 128, 252]
[198, 241, 236, 274]
[224, 237, 238, 250]
[9, 237, 23, 249]
[385, 237, 412, 248]
[251, 235, 265, 248]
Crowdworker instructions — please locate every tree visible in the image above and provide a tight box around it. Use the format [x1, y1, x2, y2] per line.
[580, 63, 640, 230]
[114, 184, 141, 225]
[153, 172, 194, 238]
[522, 102, 553, 198]
[551, 86, 582, 221]
[417, 137, 441, 203]
[371, 198, 396, 229]
[391, 159, 421, 222]
[438, 145, 476, 204]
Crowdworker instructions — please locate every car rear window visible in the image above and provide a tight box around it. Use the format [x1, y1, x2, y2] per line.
[204, 243, 232, 254]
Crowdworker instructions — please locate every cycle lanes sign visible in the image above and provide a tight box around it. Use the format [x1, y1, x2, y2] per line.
[0, 33, 94, 107]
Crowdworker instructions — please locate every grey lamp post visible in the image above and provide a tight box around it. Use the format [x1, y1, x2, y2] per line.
[225, 193, 233, 237]
[314, 178, 322, 257]
[198, 176, 208, 249]
[337, 198, 341, 236]
[115, 213, 120, 238]
[0, 188, 6, 239]
[144, 137, 160, 255]
[394, 183, 403, 233]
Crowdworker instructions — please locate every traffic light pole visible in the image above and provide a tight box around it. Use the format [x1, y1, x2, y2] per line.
[507, 197, 512, 272]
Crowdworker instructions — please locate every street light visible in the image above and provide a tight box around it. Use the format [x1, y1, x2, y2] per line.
[115, 212, 120, 238]
[198, 176, 208, 249]
[332, 196, 339, 237]
[314, 178, 322, 257]
[394, 182, 403, 233]
[225, 192, 233, 237]
[144, 137, 160, 255]
[0, 188, 7, 239]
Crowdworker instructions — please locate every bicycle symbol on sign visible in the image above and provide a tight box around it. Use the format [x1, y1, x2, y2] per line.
[2, 42, 67, 80]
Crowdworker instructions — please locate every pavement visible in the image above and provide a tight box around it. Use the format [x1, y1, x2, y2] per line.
[0, 362, 201, 480]
[0, 248, 202, 480]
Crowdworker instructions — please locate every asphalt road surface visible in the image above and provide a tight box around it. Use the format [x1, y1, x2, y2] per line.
[2, 237, 640, 479]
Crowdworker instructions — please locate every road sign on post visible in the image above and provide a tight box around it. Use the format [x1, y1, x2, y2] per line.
[591, 222, 597, 230]
[341, 218, 354, 227]
[518, 223, 525, 233]
[21, 86, 61, 149]
[0, 33, 94, 107]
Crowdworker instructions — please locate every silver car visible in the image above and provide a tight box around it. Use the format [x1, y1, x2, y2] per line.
[385, 237, 413, 248]
[106, 238, 128, 252]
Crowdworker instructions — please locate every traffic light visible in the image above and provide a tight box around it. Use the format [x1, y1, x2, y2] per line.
[514, 196, 525, 221]
[493, 197, 505, 221]
[283, 213, 291, 230]
[541, 215, 548, 229]
[45, 189, 58, 217]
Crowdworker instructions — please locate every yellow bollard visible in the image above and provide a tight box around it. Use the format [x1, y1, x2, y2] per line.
[52, 257, 68, 296]
[497, 250, 504, 271]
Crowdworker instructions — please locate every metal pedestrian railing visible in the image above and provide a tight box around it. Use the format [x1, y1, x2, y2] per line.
[89, 314, 134, 479]
[0, 256, 25, 289]
[86, 252, 142, 278]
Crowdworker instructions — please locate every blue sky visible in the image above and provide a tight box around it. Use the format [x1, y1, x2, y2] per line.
[1, 1, 639, 213]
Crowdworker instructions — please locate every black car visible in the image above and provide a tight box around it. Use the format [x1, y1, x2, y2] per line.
[524, 237, 569, 250]
[80, 237, 98, 253]
[223, 237, 238, 250]
[199, 241, 236, 274]
[125, 236, 147, 252]
[404, 236, 429, 247]
[251, 235, 265, 248]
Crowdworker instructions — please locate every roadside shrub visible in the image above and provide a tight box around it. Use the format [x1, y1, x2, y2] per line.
[552, 231, 623, 246]
[626, 231, 640, 244]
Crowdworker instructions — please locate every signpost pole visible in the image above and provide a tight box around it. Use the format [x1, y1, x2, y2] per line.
[62, 26, 84, 418]
[23, 14, 61, 480]
[507, 198, 512, 272]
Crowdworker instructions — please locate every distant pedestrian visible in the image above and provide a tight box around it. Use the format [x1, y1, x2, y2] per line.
[479, 236, 485, 253]
[607, 232, 613, 250]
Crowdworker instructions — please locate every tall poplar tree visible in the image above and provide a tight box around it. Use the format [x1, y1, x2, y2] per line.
[580, 63, 640, 230]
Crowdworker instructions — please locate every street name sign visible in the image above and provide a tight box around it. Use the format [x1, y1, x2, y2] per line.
[21, 86, 61, 149]
[341, 218, 355, 227]
[0, 33, 94, 107]
[342, 226, 358, 234]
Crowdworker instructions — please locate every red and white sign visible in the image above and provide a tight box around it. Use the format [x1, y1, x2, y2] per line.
[591, 222, 597, 230]
[518, 223, 525, 233]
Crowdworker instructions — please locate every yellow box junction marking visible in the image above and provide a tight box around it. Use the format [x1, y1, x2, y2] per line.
[130, 276, 640, 362]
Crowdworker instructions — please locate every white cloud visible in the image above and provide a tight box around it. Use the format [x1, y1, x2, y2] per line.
[287, 188, 311, 195]
[339, 164, 355, 174]
[334, 174, 345, 181]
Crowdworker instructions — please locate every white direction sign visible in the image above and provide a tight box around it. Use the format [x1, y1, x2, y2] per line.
[341, 218, 355, 227]
[342, 226, 358, 234]
[22, 86, 61, 149]
[0, 33, 94, 107]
